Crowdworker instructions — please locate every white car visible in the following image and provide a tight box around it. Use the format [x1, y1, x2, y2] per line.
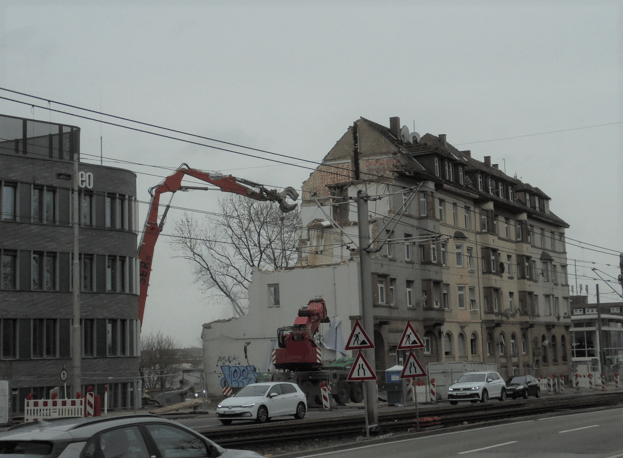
[447, 371, 507, 405]
[216, 382, 307, 424]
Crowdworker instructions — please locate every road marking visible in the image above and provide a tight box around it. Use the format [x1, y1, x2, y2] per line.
[458, 441, 518, 454]
[604, 453, 623, 458]
[559, 425, 599, 434]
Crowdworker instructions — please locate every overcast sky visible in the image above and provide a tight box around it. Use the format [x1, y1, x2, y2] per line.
[1, 1, 621, 347]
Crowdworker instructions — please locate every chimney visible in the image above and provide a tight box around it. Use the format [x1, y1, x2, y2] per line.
[389, 117, 400, 139]
[439, 134, 447, 146]
[484, 156, 492, 167]
[493, 164, 499, 169]
[462, 150, 471, 157]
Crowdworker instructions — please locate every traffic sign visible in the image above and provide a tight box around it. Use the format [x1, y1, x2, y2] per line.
[397, 321, 424, 350]
[400, 351, 427, 378]
[59, 368, 68, 383]
[347, 351, 377, 381]
[345, 319, 374, 350]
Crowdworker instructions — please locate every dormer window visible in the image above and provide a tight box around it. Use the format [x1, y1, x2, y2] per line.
[434, 158, 440, 177]
[459, 167, 464, 185]
[488, 178, 494, 195]
[448, 163, 453, 182]
[498, 183, 504, 199]
[525, 194, 530, 208]
[478, 175, 483, 191]
[444, 161, 449, 179]
[509, 187, 514, 201]
[535, 197, 540, 211]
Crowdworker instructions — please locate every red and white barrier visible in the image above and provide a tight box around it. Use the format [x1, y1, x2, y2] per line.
[25, 398, 84, 422]
[406, 379, 415, 402]
[222, 386, 233, 397]
[320, 381, 331, 410]
[547, 377, 552, 394]
[615, 373, 620, 389]
[588, 373, 594, 390]
[429, 378, 436, 403]
[575, 373, 580, 390]
[601, 373, 606, 391]
[559, 375, 564, 393]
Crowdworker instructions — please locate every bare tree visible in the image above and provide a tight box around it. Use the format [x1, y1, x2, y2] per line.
[171, 195, 301, 316]
[140, 331, 180, 391]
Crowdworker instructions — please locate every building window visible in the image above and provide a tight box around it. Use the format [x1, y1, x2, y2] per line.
[516, 222, 522, 241]
[458, 285, 466, 309]
[444, 161, 449, 179]
[499, 334, 506, 356]
[32, 252, 43, 290]
[433, 283, 441, 308]
[544, 295, 552, 315]
[488, 178, 494, 195]
[444, 333, 452, 356]
[82, 255, 94, 292]
[487, 333, 493, 356]
[419, 193, 427, 216]
[389, 278, 396, 305]
[455, 243, 464, 267]
[2, 319, 17, 359]
[561, 265, 568, 285]
[2, 183, 16, 220]
[542, 261, 549, 282]
[107, 319, 118, 356]
[406, 281, 413, 307]
[438, 199, 444, 222]
[509, 187, 514, 201]
[509, 292, 514, 312]
[430, 243, 437, 263]
[32, 319, 57, 358]
[459, 167, 464, 185]
[464, 206, 471, 229]
[478, 175, 483, 191]
[45, 253, 56, 291]
[522, 333, 527, 355]
[552, 264, 558, 284]
[458, 333, 466, 356]
[83, 319, 95, 357]
[434, 158, 440, 176]
[494, 290, 499, 312]
[510, 333, 517, 356]
[466, 247, 473, 269]
[470, 333, 478, 355]
[106, 256, 117, 292]
[2, 251, 17, 290]
[480, 210, 487, 232]
[504, 218, 510, 239]
[469, 287, 476, 310]
[452, 204, 457, 226]
[81, 192, 94, 226]
[385, 231, 394, 257]
[498, 183, 504, 199]
[377, 278, 386, 304]
[32, 187, 43, 221]
[551, 335, 557, 362]
[404, 234, 412, 261]
[443, 284, 449, 309]
[423, 336, 431, 355]
[561, 335, 567, 362]
[268, 284, 280, 306]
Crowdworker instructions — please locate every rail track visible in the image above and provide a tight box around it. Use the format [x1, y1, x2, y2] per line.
[201, 392, 623, 449]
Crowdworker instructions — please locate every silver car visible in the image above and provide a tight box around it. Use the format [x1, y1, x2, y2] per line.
[447, 371, 507, 404]
[216, 382, 307, 424]
[0, 414, 262, 458]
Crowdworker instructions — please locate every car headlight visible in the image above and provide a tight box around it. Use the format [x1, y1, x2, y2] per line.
[217, 405, 223, 409]
[448, 387, 454, 391]
[471, 386, 480, 391]
[242, 403, 256, 408]
[516, 385, 524, 390]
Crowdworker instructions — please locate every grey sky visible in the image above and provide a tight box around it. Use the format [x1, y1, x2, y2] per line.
[1, 1, 621, 346]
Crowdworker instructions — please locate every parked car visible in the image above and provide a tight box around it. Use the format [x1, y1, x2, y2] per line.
[447, 371, 507, 405]
[504, 375, 541, 399]
[0, 414, 262, 458]
[216, 382, 307, 424]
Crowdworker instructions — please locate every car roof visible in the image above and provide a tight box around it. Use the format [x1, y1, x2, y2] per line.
[0, 415, 188, 442]
[462, 371, 496, 375]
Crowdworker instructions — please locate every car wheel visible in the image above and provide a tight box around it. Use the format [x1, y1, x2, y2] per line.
[294, 402, 306, 419]
[256, 405, 269, 423]
[499, 389, 506, 402]
[219, 419, 232, 425]
[450, 401, 458, 405]
[480, 390, 489, 403]
[535, 388, 540, 398]
[523, 389, 529, 399]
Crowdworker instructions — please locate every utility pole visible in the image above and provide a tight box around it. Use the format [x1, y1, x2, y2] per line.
[619, 253, 623, 297]
[71, 155, 81, 397]
[356, 190, 379, 431]
[596, 284, 605, 372]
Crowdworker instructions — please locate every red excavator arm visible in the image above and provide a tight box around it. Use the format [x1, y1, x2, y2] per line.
[138, 163, 298, 325]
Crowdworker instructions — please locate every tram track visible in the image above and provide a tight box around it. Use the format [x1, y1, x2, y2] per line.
[201, 392, 623, 449]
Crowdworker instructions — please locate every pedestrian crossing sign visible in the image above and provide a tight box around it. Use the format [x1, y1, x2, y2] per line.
[345, 319, 374, 350]
[397, 321, 424, 350]
[400, 351, 427, 378]
[347, 351, 377, 381]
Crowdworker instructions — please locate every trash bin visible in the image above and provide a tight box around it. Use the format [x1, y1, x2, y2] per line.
[380, 365, 405, 405]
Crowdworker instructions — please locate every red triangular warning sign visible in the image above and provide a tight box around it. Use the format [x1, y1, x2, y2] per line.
[400, 351, 427, 378]
[397, 321, 424, 350]
[347, 351, 377, 381]
[345, 319, 374, 350]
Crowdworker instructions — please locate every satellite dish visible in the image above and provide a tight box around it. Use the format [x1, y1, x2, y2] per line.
[401, 125, 411, 143]
[409, 132, 421, 144]
[499, 262, 505, 274]
[542, 339, 549, 347]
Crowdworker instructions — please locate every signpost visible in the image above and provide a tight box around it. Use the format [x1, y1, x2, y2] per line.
[397, 322, 427, 431]
[346, 319, 376, 434]
[60, 368, 68, 399]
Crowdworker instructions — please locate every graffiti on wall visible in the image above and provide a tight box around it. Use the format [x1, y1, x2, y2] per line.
[215, 354, 258, 388]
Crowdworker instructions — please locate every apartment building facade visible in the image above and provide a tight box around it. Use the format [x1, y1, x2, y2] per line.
[0, 114, 141, 415]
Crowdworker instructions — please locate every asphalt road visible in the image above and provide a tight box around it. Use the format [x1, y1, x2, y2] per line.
[292, 407, 623, 458]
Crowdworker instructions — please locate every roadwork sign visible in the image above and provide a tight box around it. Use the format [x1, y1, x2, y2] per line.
[347, 351, 377, 381]
[397, 321, 424, 350]
[400, 351, 427, 378]
[345, 320, 374, 350]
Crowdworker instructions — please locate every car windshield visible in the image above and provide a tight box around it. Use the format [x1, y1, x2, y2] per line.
[234, 385, 269, 397]
[506, 377, 526, 385]
[457, 374, 486, 383]
[0, 441, 54, 457]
